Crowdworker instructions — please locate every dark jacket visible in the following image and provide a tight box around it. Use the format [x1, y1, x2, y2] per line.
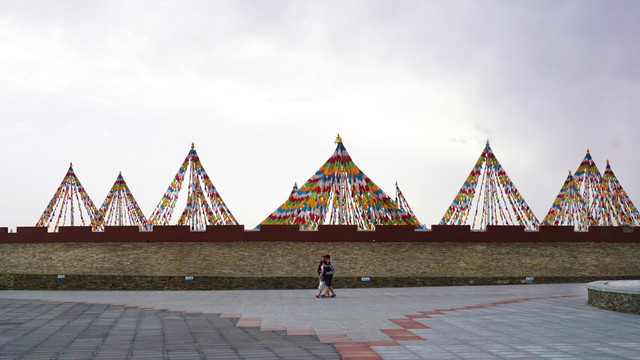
[323, 262, 335, 276]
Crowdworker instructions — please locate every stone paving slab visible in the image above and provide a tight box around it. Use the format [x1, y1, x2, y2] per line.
[2, 284, 640, 359]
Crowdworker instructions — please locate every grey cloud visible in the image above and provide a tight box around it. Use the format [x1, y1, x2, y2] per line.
[2, 1, 640, 228]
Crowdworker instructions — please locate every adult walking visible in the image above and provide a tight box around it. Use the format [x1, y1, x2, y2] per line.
[315, 256, 329, 298]
[322, 255, 336, 298]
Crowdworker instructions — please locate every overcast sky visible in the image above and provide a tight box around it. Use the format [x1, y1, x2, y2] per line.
[1, 1, 639, 230]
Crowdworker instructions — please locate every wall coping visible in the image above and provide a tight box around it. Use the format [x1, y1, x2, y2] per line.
[587, 280, 640, 295]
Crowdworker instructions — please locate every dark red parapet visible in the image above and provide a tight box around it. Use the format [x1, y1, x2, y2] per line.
[587, 226, 639, 243]
[14, 227, 48, 243]
[0, 227, 15, 243]
[1, 223, 639, 243]
[486, 225, 525, 233]
[412, 228, 433, 242]
[538, 225, 577, 242]
[297, 229, 322, 242]
[57, 226, 94, 243]
[318, 225, 365, 242]
[485, 225, 527, 242]
[430, 225, 472, 242]
[103, 226, 151, 243]
[243, 228, 261, 242]
[368, 225, 417, 242]
[253, 225, 301, 242]
[205, 225, 244, 242]
[149, 225, 193, 242]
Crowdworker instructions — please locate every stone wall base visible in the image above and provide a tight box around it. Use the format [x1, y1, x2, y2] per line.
[588, 287, 640, 315]
[2, 274, 639, 291]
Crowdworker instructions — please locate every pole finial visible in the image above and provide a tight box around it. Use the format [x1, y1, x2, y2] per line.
[486, 139, 490, 146]
[69, 162, 73, 168]
[191, 142, 195, 149]
[335, 133, 342, 144]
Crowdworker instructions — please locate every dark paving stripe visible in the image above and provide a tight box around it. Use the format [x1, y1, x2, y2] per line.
[0, 299, 341, 360]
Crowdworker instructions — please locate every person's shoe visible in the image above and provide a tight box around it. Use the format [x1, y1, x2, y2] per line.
[315, 295, 320, 298]
[330, 294, 336, 298]
[321, 295, 326, 298]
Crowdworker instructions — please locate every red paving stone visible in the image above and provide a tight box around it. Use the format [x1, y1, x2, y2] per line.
[406, 314, 433, 319]
[463, 305, 489, 309]
[219, 312, 243, 318]
[434, 308, 459, 312]
[389, 318, 430, 329]
[334, 343, 383, 360]
[419, 310, 445, 315]
[236, 317, 262, 327]
[380, 329, 425, 341]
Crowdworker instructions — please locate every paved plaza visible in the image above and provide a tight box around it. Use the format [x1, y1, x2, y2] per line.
[1, 283, 639, 359]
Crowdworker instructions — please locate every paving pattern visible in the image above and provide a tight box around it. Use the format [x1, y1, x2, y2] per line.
[372, 295, 640, 359]
[0, 299, 340, 360]
[1, 283, 640, 359]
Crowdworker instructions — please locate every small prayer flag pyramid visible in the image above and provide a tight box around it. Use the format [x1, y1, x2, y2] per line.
[98, 172, 149, 229]
[602, 160, 640, 226]
[440, 141, 539, 230]
[36, 163, 100, 232]
[395, 182, 425, 229]
[149, 143, 238, 230]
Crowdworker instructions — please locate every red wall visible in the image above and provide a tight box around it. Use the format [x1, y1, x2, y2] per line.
[1, 225, 639, 243]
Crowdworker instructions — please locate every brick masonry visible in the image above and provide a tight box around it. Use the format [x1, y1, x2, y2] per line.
[1, 242, 639, 290]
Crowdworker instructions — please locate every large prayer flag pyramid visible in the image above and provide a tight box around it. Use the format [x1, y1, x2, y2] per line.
[440, 141, 539, 230]
[261, 134, 421, 230]
[36, 163, 100, 232]
[149, 143, 238, 230]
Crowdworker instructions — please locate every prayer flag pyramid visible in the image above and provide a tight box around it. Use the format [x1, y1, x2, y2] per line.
[542, 151, 640, 229]
[440, 141, 539, 230]
[395, 182, 425, 229]
[98, 172, 149, 229]
[260, 134, 421, 230]
[149, 143, 238, 230]
[541, 171, 584, 227]
[36, 163, 100, 232]
[602, 160, 640, 226]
